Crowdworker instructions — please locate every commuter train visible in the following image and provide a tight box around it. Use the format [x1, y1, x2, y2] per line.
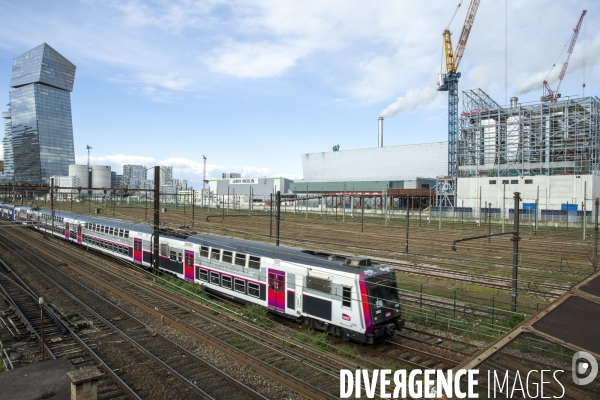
[1, 204, 403, 344]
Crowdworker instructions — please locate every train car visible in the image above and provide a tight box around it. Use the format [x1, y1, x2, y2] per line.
[26, 208, 403, 344]
[34, 209, 139, 259]
[14, 206, 30, 224]
[0, 204, 15, 221]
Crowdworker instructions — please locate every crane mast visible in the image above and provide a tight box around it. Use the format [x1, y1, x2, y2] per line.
[438, 0, 480, 176]
[541, 10, 587, 102]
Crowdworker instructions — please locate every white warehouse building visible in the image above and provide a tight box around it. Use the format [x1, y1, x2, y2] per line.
[291, 141, 447, 194]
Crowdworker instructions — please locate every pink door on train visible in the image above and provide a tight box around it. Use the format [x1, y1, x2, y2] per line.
[133, 238, 143, 264]
[77, 224, 82, 244]
[268, 269, 285, 312]
[184, 250, 194, 281]
[65, 222, 70, 240]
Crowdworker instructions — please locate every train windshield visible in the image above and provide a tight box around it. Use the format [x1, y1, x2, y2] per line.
[367, 277, 400, 309]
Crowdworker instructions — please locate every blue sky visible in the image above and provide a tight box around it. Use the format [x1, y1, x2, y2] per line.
[1, 1, 599, 188]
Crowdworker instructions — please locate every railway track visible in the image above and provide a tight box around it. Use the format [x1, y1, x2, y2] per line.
[0, 262, 136, 400]
[383, 259, 567, 297]
[0, 230, 267, 400]
[2, 224, 346, 399]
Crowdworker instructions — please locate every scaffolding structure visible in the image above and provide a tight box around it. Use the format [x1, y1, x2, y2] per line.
[457, 89, 600, 177]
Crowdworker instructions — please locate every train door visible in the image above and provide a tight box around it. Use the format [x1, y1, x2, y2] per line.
[133, 238, 143, 264]
[184, 250, 194, 281]
[36, 214, 41, 230]
[65, 222, 70, 240]
[77, 224, 82, 244]
[268, 269, 285, 312]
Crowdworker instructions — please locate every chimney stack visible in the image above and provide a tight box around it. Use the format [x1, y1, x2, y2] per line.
[510, 97, 518, 108]
[378, 117, 384, 148]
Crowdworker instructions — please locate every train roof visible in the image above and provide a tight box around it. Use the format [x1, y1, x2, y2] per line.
[45, 209, 154, 235]
[29, 208, 393, 277]
[185, 233, 393, 277]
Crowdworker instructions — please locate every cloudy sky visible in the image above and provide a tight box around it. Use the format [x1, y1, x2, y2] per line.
[0, 1, 598, 187]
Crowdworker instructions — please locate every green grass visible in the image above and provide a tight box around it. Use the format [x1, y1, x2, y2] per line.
[242, 304, 273, 326]
[154, 274, 208, 299]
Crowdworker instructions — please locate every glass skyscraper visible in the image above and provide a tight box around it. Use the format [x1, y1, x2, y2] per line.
[5, 43, 76, 185]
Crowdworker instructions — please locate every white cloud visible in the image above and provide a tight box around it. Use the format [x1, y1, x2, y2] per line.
[202, 40, 309, 78]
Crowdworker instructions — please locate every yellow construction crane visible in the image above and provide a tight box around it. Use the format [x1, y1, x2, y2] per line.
[438, 0, 480, 176]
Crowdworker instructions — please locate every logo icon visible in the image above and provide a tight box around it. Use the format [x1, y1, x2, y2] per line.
[342, 313, 351, 321]
[572, 351, 598, 385]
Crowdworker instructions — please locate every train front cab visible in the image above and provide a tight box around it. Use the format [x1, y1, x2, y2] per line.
[362, 272, 404, 344]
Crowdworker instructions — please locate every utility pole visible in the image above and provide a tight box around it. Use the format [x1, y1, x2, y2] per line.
[153, 166, 160, 274]
[202, 155, 207, 190]
[269, 193, 273, 237]
[276, 191, 281, 246]
[594, 198, 599, 272]
[39, 297, 45, 361]
[511, 192, 521, 313]
[50, 178, 55, 235]
[405, 195, 410, 254]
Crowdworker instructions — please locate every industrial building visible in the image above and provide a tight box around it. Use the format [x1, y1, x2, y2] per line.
[454, 90, 600, 215]
[209, 176, 293, 199]
[290, 141, 445, 194]
[3, 43, 76, 185]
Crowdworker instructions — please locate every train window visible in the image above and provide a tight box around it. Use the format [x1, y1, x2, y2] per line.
[222, 251, 233, 264]
[210, 272, 220, 285]
[198, 268, 208, 281]
[342, 287, 352, 308]
[247, 282, 260, 298]
[160, 243, 169, 256]
[178, 253, 182, 263]
[248, 256, 261, 270]
[234, 279, 245, 293]
[200, 246, 209, 258]
[210, 249, 221, 261]
[170, 251, 177, 261]
[234, 253, 246, 267]
[119, 229, 124, 237]
[125, 231, 129, 238]
[221, 276, 232, 289]
[109, 227, 114, 235]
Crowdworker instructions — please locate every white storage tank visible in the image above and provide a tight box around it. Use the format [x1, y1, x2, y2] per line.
[68, 164, 89, 192]
[91, 165, 111, 195]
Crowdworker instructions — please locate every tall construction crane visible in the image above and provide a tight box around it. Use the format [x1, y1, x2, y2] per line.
[541, 10, 587, 102]
[438, 0, 480, 176]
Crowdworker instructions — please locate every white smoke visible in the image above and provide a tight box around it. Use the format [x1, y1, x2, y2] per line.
[380, 86, 438, 118]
